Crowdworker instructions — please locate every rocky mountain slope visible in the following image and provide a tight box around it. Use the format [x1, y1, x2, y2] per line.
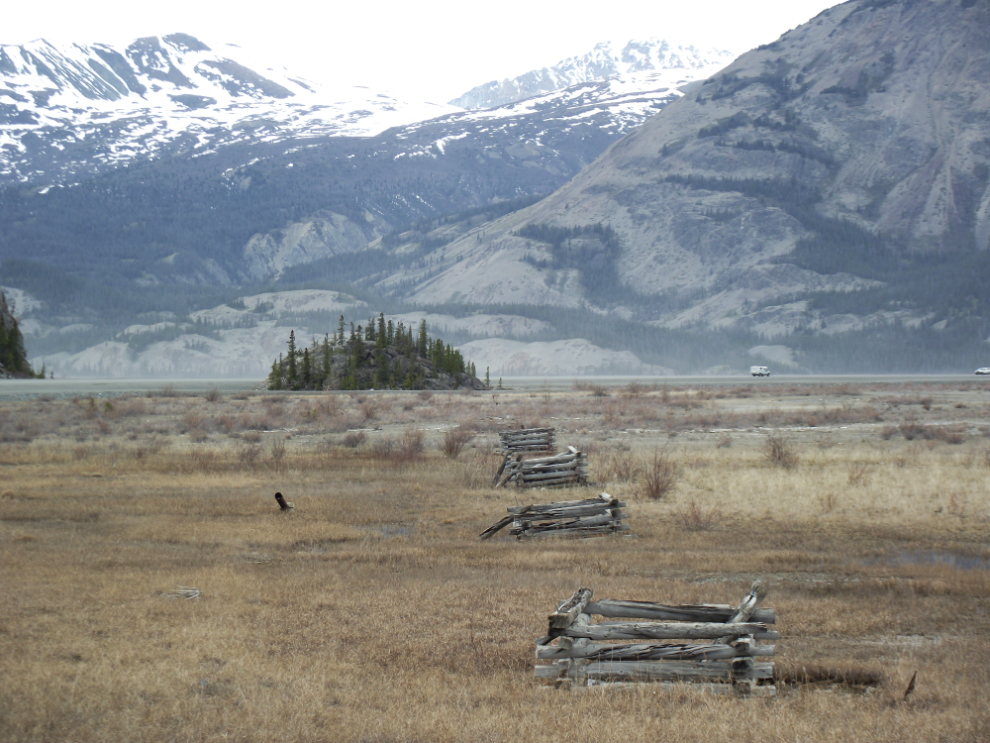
[450, 38, 734, 109]
[382, 0, 990, 354]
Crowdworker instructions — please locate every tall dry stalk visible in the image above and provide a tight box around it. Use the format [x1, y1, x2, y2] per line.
[269, 437, 287, 472]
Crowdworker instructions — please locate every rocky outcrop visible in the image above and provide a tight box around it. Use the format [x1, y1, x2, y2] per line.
[243, 211, 384, 280]
[457, 338, 669, 377]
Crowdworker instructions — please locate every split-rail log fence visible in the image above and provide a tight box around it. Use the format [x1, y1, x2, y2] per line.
[534, 582, 777, 695]
[498, 428, 556, 454]
[480, 492, 628, 540]
[494, 446, 589, 489]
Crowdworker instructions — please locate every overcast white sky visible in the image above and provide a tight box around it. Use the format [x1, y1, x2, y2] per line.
[4, 0, 841, 102]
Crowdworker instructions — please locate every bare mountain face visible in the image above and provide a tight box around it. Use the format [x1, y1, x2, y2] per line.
[450, 38, 735, 109]
[390, 0, 990, 345]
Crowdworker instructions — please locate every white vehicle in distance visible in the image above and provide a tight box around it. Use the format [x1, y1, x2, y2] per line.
[750, 365, 771, 377]
[976, 367, 990, 375]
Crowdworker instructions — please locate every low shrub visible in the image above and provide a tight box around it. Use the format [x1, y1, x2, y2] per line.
[341, 431, 367, 448]
[641, 448, 677, 500]
[440, 425, 474, 459]
[765, 434, 799, 469]
[673, 499, 722, 531]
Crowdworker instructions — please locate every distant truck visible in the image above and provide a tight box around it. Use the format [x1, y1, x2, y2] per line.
[750, 366, 770, 377]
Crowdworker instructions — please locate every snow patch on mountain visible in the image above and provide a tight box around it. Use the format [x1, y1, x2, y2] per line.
[0, 35, 459, 186]
[389, 312, 553, 338]
[0, 286, 42, 314]
[189, 290, 366, 324]
[451, 38, 735, 109]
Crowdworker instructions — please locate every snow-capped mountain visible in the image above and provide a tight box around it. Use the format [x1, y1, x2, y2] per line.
[2, 32, 747, 377]
[0, 33, 457, 186]
[450, 38, 735, 109]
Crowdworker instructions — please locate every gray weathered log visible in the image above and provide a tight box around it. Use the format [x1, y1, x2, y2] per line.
[491, 455, 509, 485]
[516, 454, 579, 467]
[514, 504, 623, 520]
[507, 496, 610, 513]
[478, 514, 515, 540]
[515, 513, 621, 532]
[716, 581, 768, 644]
[536, 641, 776, 661]
[585, 600, 775, 624]
[519, 470, 583, 481]
[559, 621, 769, 641]
[521, 455, 581, 467]
[732, 662, 775, 680]
[515, 524, 629, 538]
[549, 588, 593, 629]
[583, 661, 734, 683]
[501, 427, 554, 437]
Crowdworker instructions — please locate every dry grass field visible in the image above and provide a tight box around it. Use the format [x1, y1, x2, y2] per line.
[1, 381, 989, 742]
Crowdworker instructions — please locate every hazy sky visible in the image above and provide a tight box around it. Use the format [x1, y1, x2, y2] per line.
[4, 0, 841, 102]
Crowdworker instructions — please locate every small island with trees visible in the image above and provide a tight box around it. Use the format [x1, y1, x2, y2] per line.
[267, 314, 486, 391]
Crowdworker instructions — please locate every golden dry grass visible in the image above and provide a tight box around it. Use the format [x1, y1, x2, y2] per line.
[1, 382, 990, 741]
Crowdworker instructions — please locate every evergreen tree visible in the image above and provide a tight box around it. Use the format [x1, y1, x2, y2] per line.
[286, 330, 298, 385]
[268, 358, 283, 390]
[322, 334, 331, 386]
[301, 348, 312, 387]
[418, 320, 428, 357]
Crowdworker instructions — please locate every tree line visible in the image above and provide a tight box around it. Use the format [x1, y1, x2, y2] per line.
[0, 293, 43, 378]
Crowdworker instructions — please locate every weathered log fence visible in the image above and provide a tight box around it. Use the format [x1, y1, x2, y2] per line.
[494, 446, 589, 489]
[491, 428, 590, 489]
[534, 582, 777, 695]
[480, 492, 628, 540]
[498, 428, 556, 454]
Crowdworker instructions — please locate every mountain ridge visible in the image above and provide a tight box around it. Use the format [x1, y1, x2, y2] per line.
[450, 38, 735, 109]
